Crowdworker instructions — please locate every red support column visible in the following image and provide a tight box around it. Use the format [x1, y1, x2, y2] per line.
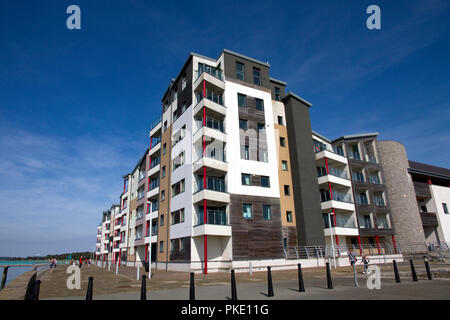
[145, 244, 148, 262]
[118, 250, 121, 267]
[357, 235, 362, 255]
[202, 79, 207, 275]
[392, 235, 398, 254]
[375, 235, 381, 254]
[427, 177, 432, 185]
[325, 158, 339, 248]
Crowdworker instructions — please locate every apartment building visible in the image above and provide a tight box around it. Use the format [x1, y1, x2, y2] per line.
[330, 134, 396, 252]
[94, 49, 431, 272]
[95, 204, 120, 263]
[312, 131, 359, 251]
[408, 161, 450, 244]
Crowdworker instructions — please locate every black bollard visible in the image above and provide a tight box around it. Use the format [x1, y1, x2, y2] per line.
[326, 262, 333, 289]
[189, 272, 195, 300]
[410, 259, 418, 282]
[140, 275, 147, 300]
[1, 266, 9, 290]
[33, 280, 41, 300]
[393, 260, 401, 283]
[424, 256, 432, 280]
[267, 266, 274, 297]
[86, 276, 93, 300]
[231, 269, 237, 300]
[297, 263, 305, 292]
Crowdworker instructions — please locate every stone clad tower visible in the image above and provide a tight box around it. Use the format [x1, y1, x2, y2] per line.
[378, 140, 426, 251]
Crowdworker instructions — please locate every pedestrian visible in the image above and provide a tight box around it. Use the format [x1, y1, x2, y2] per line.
[349, 249, 357, 267]
[79, 256, 83, 268]
[49, 258, 53, 270]
[361, 253, 370, 275]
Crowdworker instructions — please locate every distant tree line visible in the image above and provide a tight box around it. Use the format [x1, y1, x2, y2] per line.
[3, 251, 94, 261]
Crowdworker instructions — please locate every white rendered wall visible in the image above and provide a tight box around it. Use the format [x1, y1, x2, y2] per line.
[430, 184, 450, 243]
[224, 81, 280, 198]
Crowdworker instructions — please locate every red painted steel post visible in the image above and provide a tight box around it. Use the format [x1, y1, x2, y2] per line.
[392, 235, 398, 254]
[375, 235, 381, 254]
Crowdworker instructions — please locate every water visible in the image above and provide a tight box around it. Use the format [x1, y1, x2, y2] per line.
[0, 260, 64, 287]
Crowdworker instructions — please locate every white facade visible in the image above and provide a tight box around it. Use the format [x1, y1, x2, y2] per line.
[430, 184, 450, 243]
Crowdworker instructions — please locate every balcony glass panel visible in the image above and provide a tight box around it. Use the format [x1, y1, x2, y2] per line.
[197, 63, 223, 81]
[151, 137, 161, 149]
[196, 176, 226, 193]
[196, 90, 223, 106]
[196, 206, 227, 226]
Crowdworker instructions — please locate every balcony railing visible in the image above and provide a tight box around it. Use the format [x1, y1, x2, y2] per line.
[369, 175, 381, 184]
[195, 177, 226, 193]
[348, 151, 361, 160]
[195, 90, 223, 106]
[313, 144, 345, 156]
[150, 116, 162, 131]
[151, 226, 158, 236]
[195, 147, 226, 163]
[324, 215, 357, 228]
[318, 166, 348, 180]
[356, 195, 369, 205]
[320, 191, 352, 203]
[373, 196, 385, 206]
[150, 157, 160, 169]
[367, 155, 377, 163]
[195, 118, 225, 134]
[151, 137, 161, 149]
[148, 179, 160, 191]
[196, 64, 223, 81]
[377, 218, 390, 229]
[195, 210, 228, 226]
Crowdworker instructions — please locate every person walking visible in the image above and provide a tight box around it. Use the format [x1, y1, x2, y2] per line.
[79, 256, 83, 268]
[349, 249, 357, 266]
[361, 253, 370, 275]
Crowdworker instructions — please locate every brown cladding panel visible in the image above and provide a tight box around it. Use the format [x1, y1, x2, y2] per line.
[229, 194, 284, 260]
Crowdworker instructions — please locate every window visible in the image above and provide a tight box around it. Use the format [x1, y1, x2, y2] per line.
[286, 211, 293, 223]
[243, 204, 252, 219]
[172, 179, 185, 197]
[241, 174, 250, 186]
[239, 119, 248, 130]
[261, 176, 270, 188]
[280, 137, 286, 147]
[443, 203, 449, 214]
[236, 62, 245, 80]
[282, 161, 288, 171]
[275, 87, 281, 101]
[159, 241, 164, 253]
[277, 116, 284, 125]
[263, 205, 271, 220]
[173, 110, 178, 122]
[238, 93, 247, 107]
[163, 143, 166, 155]
[164, 120, 167, 130]
[358, 193, 368, 205]
[284, 185, 290, 195]
[182, 102, 187, 113]
[257, 123, 265, 132]
[162, 166, 166, 178]
[161, 190, 165, 201]
[171, 208, 185, 225]
[160, 214, 164, 226]
[255, 98, 264, 111]
[283, 238, 288, 249]
[173, 151, 185, 171]
[244, 146, 249, 160]
[253, 67, 261, 86]
[182, 74, 186, 90]
[173, 90, 177, 101]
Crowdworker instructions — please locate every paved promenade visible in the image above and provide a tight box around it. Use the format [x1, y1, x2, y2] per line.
[1, 260, 449, 300]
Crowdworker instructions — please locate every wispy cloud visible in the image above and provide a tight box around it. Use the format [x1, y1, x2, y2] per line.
[0, 126, 144, 256]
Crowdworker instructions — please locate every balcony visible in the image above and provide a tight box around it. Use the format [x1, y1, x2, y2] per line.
[193, 95, 226, 118]
[150, 115, 162, 132]
[193, 209, 231, 237]
[413, 181, 431, 198]
[420, 211, 438, 227]
[348, 151, 362, 161]
[320, 191, 355, 213]
[314, 148, 348, 166]
[149, 138, 161, 156]
[317, 167, 351, 188]
[373, 196, 386, 207]
[193, 66, 225, 93]
[193, 125, 227, 145]
[323, 214, 359, 236]
[193, 177, 229, 204]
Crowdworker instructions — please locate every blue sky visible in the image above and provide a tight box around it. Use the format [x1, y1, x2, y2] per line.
[0, 0, 449, 257]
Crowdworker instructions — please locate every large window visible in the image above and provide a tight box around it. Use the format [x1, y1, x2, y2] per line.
[253, 67, 261, 85]
[238, 93, 247, 107]
[443, 203, 449, 214]
[255, 98, 264, 111]
[241, 173, 250, 185]
[261, 176, 270, 188]
[236, 62, 245, 80]
[286, 211, 293, 223]
[171, 208, 185, 225]
[274, 87, 281, 101]
[172, 179, 185, 197]
[243, 204, 252, 219]
[263, 205, 271, 220]
[239, 119, 248, 130]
